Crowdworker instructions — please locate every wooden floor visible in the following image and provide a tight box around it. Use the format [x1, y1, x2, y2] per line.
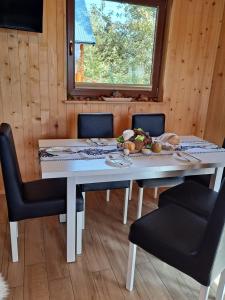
[0, 186, 218, 300]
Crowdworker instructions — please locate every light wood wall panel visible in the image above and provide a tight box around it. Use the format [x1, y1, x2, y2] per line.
[0, 0, 224, 190]
[204, 8, 225, 146]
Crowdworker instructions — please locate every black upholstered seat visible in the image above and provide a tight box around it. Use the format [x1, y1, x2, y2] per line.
[81, 180, 130, 192]
[185, 138, 225, 187]
[77, 113, 130, 224]
[136, 177, 184, 188]
[130, 204, 207, 267]
[126, 179, 225, 298]
[22, 178, 83, 220]
[158, 180, 217, 219]
[0, 123, 84, 261]
[131, 114, 184, 217]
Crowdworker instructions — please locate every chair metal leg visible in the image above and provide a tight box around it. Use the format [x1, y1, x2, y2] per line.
[59, 214, 67, 223]
[123, 188, 129, 224]
[82, 192, 86, 229]
[137, 187, 144, 219]
[126, 242, 137, 291]
[76, 211, 83, 255]
[10, 222, 18, 262]
[129, 180, 133, 201]
[16, 222, 18, 238]
[199, 285, 210, 300]
[216, 269, 225, 300]
[153, 187, 158, 199]
[106, 189, 110, 202]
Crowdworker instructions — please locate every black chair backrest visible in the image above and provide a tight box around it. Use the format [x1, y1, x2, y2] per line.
[222, 139, 225, 179]
[132, 114, 165, 137]
[198, 178, 225, 282]
[78, 113, 114, 138]
[0, 123, 24, 221]
[222, 138, 225, 149]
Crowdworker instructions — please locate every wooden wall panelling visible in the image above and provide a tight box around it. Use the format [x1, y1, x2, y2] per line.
[172, 0, 199, 134]
[7, 31, 25, 177]
[66, 104, 76, 138]
[1, 0, 225, 188]
[161, 0, 185, 132]
[0, 31, 7, 190]
[181, 0, 209, 135]
[162, 0, 225, 136]
[39, 0, 50, 139]
[165, 0, 192, 134]
[56, 0, 67, 138]
[47, 0, 59, 138]
[18, 31, 34, 181]
[29, 32, 42, 178]
[204, 8, 225, 145]
[193, 0, 225, 136]
[0, 30, 13, 129]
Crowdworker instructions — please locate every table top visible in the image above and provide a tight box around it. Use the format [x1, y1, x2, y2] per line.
[39, 136, 225, 182]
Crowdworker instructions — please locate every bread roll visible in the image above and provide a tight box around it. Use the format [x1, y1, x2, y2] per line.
[124, 141, 135, 152]
[168, 135, 180, 145]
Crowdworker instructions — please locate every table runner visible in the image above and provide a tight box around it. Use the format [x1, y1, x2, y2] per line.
[39, 139, 225, 161]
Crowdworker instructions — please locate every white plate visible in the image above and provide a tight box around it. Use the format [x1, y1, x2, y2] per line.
[46, 147, 69, 153]
[141, 148, 152, 155]
[105, 154, 132, 167]
[173, 152, 190, 162]
[102, 97, 133, 102]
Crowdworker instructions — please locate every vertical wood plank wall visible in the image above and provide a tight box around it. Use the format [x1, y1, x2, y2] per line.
[204, 7, 225, 145]
[0, 0, 225, 189]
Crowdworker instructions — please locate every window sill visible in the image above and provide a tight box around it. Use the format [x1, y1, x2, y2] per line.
[64, 99, 164, 104]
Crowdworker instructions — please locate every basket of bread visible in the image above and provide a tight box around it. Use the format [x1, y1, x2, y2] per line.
[117, 129, 180, 155]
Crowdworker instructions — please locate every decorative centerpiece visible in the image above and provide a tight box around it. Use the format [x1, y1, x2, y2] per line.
[117, 128, 159, 154]
[117, 129, 180, 155]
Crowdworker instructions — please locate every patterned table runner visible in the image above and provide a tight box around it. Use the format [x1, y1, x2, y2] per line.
[39, 139, 225, 161]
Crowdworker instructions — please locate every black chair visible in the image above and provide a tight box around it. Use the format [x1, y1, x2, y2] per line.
[158, 180, 218, 220]
[0, 123, 84, 261]
[78, 113, 130, 225]
[158, 139, 225, 218]
[131, 114, 184, 218]
[185, 138, 225, 187]
[126, 179, 225, 300]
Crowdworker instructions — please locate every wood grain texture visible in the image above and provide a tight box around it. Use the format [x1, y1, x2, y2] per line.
[204, 7, 225, 145]
[0, 187, 217, 299]
[0, 0, 225, 190]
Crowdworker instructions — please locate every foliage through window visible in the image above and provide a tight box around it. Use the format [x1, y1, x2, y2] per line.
[67, 0, 167, 98]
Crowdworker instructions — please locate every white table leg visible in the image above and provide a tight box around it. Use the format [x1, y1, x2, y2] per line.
[137, 187, 144, 219]
[209, 167, 224, 192]
[67, 177, 76, 263]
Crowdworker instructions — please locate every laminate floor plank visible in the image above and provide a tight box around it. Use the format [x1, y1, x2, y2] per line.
[92, 269, 124, 300]
[8, 286, 23, 300]
[135, 261, 173, 300]
[24, 218, 45, 266]
[24, 263, 49, 300]
[49, 278, 74, 300]
[0, 189, 218, 300]
[43, 216, 69, 281]
[1, 225, 25, 288]
[83, 228, 111, 273]
[69, 256, 98, 300]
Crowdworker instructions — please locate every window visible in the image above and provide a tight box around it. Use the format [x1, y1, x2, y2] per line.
[67, 0, 167, 99]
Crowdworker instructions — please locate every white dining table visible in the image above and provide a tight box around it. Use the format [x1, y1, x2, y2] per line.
[39, 136, 225, 262]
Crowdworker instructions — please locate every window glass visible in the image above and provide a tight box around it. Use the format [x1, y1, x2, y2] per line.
[75, 0, 158, 88]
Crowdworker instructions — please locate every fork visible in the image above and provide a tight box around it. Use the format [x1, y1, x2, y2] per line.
[177, 152, 191, 162]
